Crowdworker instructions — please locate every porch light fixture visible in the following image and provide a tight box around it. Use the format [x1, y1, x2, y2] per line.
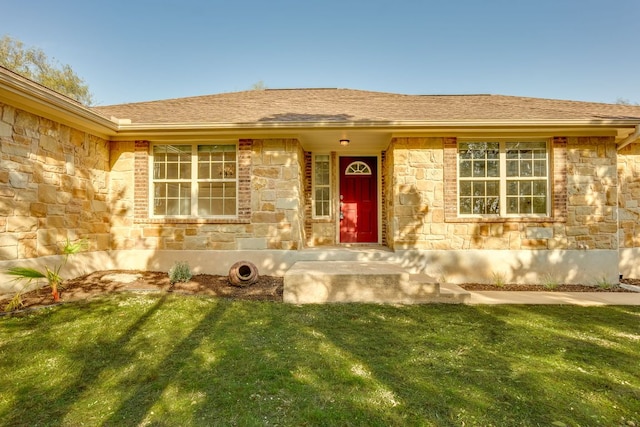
[339, 139, 350, 146]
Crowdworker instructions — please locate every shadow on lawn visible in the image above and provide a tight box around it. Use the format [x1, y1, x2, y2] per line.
[2, 301, 639, 425]
[311, 305, 640, 425]
[2, 294, 171, 427]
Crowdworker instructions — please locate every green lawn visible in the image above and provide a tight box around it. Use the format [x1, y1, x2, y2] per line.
[1, 294, 639, 426]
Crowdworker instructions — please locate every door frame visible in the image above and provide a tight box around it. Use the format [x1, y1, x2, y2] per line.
[336, 154, 382, 245]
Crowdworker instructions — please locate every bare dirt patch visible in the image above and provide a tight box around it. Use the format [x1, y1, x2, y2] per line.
[2, 270, 283, 312]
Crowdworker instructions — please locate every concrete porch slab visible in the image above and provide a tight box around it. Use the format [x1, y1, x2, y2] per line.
[283, 261, 447, 304]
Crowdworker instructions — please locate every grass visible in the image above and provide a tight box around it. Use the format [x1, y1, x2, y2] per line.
[1, 295, 639, 426]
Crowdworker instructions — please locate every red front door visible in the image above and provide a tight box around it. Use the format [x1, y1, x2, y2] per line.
[339, 157, 378, 243]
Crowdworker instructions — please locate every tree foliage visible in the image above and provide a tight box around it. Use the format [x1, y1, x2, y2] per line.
[250, 80, 267, 90]
[0, 35, 94, 105]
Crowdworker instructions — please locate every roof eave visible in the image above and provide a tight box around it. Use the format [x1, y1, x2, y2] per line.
[109, 119, 640, 141]
[0, 68, 118, 138]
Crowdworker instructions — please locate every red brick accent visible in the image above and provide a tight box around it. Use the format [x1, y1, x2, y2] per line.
[303, 151, 312, 244]
[237, 139, 252, 221]
[443, 137, 458, 221]
[552, 137, 567, 221]
[134, 140, 149, 220]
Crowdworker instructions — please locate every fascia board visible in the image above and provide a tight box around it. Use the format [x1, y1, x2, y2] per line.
[110, 119, 640, 141]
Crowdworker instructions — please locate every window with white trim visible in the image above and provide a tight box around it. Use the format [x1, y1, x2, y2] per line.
[458, 141, 549, 216]
[152, 143, 237, 217]
[313, 154, 331, 217]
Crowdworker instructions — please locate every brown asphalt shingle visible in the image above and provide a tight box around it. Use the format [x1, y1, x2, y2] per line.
[91, 88, 640, 124]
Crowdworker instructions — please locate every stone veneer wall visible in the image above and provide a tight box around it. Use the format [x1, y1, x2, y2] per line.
[109, 138, 305, 251]
[618, 142, 640, 249]
[389, 136, 619, 251]
[0, 102, 111, 260]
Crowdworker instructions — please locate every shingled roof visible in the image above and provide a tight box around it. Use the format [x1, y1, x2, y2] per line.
[92, 88, 640, 125]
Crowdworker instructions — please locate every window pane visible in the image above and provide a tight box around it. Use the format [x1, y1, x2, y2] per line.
[459, 198, 472, 214]
[487, 197, 499, 214]
[506, 160, 519, 177]
[486, 181, 499, 196]
[519, 198, 532, 214]
[507, 197, 518, 214]
[533, 197, 547, 213]
[533, 180, 546, 196]
[520, 181, 532, 195]
[487, 160, 499, 177]
[459, 181, 471, 196]
[459, 160, 472, 177]
[507, 181, 518, 196]
[224, 183, 236, 197]
[198, 163, 211, 179]
[472, 161, 486, 177]
[534, 160, 547, 177]
[472, 181, 486, 196]
[198, 145, 236, 180]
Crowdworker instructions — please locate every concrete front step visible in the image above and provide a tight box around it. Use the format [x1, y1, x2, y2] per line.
[283, 261, 469, 304]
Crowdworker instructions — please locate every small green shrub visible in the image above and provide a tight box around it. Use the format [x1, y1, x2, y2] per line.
[6, 239, 85, 302]
[595, 277, 612, 290]
[491, 271, 507, 288]
[168, 261, 192, 284]
[542, 274, 560, 290]
[4, 292, 24, 312]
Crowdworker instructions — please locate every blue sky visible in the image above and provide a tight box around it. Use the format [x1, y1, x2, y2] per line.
[3, 0, 639, 106]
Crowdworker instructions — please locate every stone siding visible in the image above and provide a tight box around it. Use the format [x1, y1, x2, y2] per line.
[388, 136, 619, 251]
[618, 142, 640, 248]
[109, 138, 305, 251]
[0, 102, 110, 260]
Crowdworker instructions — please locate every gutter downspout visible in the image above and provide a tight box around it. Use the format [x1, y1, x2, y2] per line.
[617, 125, 640, 151]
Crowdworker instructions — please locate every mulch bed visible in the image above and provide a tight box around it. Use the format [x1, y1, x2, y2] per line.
[1, 271, 638, 314]
[459, 279, 638, 292]
[1, 270, 283, 313]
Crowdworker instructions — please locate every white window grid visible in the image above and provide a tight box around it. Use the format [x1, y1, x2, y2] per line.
[151, 143, 238, 218]
[457, 140, 550, 217]
[313, 154, 331, 218]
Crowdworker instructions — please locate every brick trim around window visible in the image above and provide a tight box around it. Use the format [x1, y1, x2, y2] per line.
[134, 139, 252, 224]
[443, 136, 567, 223]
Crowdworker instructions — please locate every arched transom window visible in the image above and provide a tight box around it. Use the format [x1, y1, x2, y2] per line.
[345, 161, 372, 175]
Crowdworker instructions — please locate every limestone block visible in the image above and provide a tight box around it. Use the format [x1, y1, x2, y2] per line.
[237, 237, 267, 250]
[0, 245, 18, 261]
[253, 166, 280, 179]
[184, 236, 210, 250]
[0, 121, 12, 137]
[526, 227, 554, 239]
[0, 234, 18, 248]
[261, 190, 276, 201]
[38, 184, 58, 203]
[18, 237, 37, 258]
[276, 198, 298, 209]
[7, 216, 38, 232]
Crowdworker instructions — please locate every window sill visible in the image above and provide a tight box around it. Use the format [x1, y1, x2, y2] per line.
[135, 217, 251, 224]
[446, 216, 565, 224]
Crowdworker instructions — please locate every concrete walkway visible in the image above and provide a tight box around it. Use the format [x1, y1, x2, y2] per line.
[466, 290, 640, 306]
